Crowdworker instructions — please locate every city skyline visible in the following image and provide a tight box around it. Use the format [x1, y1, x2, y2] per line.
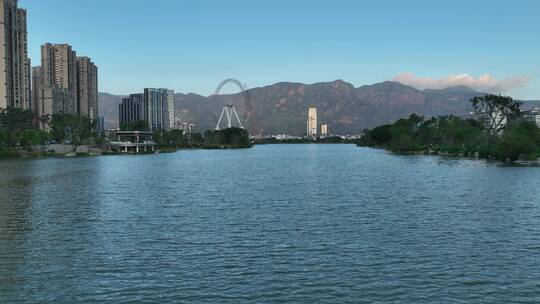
[21, 0, 540, 99]
[3, 3, 540, 303]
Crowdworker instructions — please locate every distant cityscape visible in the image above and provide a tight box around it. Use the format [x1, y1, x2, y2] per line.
[0, 0, 322, 140]
[1, 0, 539, 144]
[0, 0, 351, 156]
[0, 0, 197, 141]
[2, 2, 540, 303]
[306, 107, 330, 138]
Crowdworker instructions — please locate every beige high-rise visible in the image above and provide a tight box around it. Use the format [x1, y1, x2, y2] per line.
[34, 44, 99, 127]
[0, 0, 31, 109]
[40, 43, 77, 115]
[77, 57, 98, 120]
[33, 65, 69, 125]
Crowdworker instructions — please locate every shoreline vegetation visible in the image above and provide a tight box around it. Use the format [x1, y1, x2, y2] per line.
[358, 95, 540, 165]
[3, 94, 540, 165]
[0, 108, 252, 159]
[151, 127, 253, 152]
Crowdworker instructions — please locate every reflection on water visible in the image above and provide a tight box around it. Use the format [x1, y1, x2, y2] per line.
[1, 145, 540, 303]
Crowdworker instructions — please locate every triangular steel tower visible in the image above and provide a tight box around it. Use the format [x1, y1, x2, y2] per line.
[215, 104, 244, 130]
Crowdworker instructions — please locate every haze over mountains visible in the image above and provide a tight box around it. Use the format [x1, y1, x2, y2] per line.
[99, 80, 539, 135]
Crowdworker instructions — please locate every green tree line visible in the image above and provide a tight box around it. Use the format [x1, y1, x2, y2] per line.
[151, 127, 251, 149]
[0, 107, 98, 153]
[358, 95, 540, 162]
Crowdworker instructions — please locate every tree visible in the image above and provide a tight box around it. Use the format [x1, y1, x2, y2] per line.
[358, 113, 487, 155]
[359, 124, 391, 146]
[496, 120, 540, 161]
[219, 127, 250, 146]
[154, 130, 187, 148]
[121, 120, 148, 131]
[50, 114, 95, 149]
[428, 116, 478, 149]
[205, 128, 250, 147]
[19, 129, 49, 149]
[470, 94, 522, 136]
[163, 129, 185, 147]
[39, 114, 51, 130]
[50, 114, 67, 142]
[191, 133, 204, 145]
[0, 107, 34, 147]
[0, 128, 7, 148]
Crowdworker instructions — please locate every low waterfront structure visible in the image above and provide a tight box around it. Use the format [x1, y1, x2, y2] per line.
[462, 107, 540, 130]
[521, 108, 540, 127]
[174, 120, 195, 133]
[107, 131, 155, 153]
[461, 110, 507, 131]
[275, 134, 302, 140]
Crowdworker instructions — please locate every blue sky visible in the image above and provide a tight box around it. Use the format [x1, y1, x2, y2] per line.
[22, 0, 540, 99]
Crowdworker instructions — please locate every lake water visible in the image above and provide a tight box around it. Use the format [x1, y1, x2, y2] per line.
[1, 144, 540, 303]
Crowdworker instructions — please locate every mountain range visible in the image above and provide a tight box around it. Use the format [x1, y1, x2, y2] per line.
[99, 80, 539, 135]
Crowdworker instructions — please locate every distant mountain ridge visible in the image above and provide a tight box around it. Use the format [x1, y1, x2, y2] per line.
[98, 80, 539, 135]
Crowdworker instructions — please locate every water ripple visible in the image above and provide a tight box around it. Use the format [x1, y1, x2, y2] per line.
[1, 145, 540, 303]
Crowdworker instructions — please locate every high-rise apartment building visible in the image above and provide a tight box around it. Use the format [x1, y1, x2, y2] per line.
[97, 116, 105, 134]
[119, 88, 175, 131]
[0, 0, 31, 109]
[77, 56, 98, 120]
[307, 107, 317, 138]
[31, 66, 41, 111]
[119, 93, 145, 129]
[34, 44, 99, 125]
[40, 43, 77, 115]
[145, 88, 174, 131]
[33, 64, 71, 125]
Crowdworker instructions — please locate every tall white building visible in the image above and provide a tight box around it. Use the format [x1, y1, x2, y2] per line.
[307, 107, 317, 137]
[321, 123, 328, 137]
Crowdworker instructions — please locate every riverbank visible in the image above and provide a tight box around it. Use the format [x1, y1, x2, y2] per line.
[0, 149, 106, 160]
[360, 145, 540, 166]
[0, 143, 254, 160]
[359, 113, 540, 165]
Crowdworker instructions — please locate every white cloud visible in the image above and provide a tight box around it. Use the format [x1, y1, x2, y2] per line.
[393, 73, 531, 93]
